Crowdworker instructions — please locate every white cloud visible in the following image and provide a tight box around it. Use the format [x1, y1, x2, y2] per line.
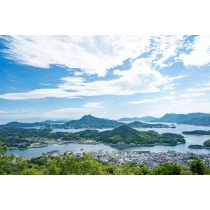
[83, 102, 104, 109]
[145, 35, 185, 68]
[2, 35, 210, 78]
[179, 36, 210, 67]
[0, 58, 185, 100]
[39, 83, 51, 86]
[187, 87, 210, 92]
[1, 35, 151, 77]
[128, 99, 157, 104]
[162, 83, 175, 90]
[0, 88, 80, 100]
[180, 92, 206, 98]
[0, 110, 8, 114]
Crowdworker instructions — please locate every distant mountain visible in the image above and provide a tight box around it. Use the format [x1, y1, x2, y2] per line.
[64, 115, 124, 128]
[0, 121, 48, 128]
[128, 121, 170, 128]
[118, 116, 157, 122]
[41, 120, 69, 124]
[151, 113, 210, 126]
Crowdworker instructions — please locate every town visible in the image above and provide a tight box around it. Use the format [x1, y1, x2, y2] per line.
[46, 149, 210, 168]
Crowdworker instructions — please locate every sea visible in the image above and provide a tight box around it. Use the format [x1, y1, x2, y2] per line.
[6, 123, 210, 157]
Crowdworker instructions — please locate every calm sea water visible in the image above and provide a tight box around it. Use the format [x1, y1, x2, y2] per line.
[6, 124, 210, 157]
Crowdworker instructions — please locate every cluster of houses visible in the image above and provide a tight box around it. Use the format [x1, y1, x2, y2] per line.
[45, 149, 210, 168]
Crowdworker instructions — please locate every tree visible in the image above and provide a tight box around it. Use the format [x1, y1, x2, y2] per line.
[0, 143, 7, 156]
[153, 163, 181, 175]
[189, 158, 207, 175]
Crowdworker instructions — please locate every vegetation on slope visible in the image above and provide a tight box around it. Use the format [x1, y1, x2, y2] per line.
[0, 144, 209, 175]
[97, 125, 185, 146]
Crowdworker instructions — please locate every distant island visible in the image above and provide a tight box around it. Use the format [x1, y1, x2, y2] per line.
[182, 130, 210, 135]
[0, 115, 171, 129]
[151, 112, 210, 126]
[118, 116, 157, 122]
[127, 121, 170, 128]
[188, 139, 210, 149]
[95, 125, 185, 147]
[188, 145, 203, 149]
[1, 112, 210, 128]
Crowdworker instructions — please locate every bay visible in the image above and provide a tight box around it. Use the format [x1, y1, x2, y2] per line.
[6, 124, 210, 157]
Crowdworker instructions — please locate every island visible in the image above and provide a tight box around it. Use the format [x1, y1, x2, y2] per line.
[182, 130, 210, 135]
[0, 125, 185, 149]
[188, 139, 210, 149]
[96, 125, 185, 148]
[188, 144, 203, 149]
[127, 121, 170, 128]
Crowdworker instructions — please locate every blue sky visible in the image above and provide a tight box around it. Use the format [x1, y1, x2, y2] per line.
[0, 35, 210, 123]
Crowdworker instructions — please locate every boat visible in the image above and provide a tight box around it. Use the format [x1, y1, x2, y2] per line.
[171, 123, 176, 128]
[80, 148, 84, 150]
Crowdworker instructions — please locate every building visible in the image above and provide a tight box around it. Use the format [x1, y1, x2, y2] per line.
[46, 150, 60, 157]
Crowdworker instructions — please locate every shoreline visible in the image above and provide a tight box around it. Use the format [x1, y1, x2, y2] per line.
[8, 141, 186, 151]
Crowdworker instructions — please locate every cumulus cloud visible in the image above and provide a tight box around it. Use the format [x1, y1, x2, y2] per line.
[0, 58, 185, 100]
[179, 36, 210, 67]
[1, 35, 151, 77]
[2, 35, 210, 75]
[146, 35, 185, 68]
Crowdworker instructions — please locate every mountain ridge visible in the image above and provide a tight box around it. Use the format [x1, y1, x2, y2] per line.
[118, 116, 157, 122]
[151, 112, 210, 126]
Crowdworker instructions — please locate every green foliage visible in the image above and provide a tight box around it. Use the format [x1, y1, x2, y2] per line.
[0, 151, 210, 175]
[98, 125, 185, 145]
[189, 158, 207, 175]
[203, 139, 210, 147]
[153, 163, 182, 175]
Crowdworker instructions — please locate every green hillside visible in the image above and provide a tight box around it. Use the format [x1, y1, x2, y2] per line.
[97, 125, 185, 146]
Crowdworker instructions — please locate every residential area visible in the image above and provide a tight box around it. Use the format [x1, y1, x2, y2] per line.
[63, 150, 210, 168]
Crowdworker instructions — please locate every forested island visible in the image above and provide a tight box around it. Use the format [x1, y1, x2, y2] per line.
[188, 139, 210, 149]
[182, 130, 210, 135]
[96, 125, 185, 147]
[0, 125, 185, 149]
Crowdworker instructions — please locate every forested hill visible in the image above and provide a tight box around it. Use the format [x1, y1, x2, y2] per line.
[96, 125, 185, 146]
[151, 113, 210, 126]
[64, 115, 124, 128]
